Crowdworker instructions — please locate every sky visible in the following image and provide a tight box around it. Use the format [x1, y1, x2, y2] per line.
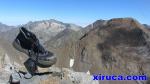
[0, 0, 149, 27]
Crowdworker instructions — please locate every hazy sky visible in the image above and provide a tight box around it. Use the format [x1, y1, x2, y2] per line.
[0, 0, 149, 27]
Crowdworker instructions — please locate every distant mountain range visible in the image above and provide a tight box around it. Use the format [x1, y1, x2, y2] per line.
[0, 19, 82, 43]
[0, 18, 150, 84]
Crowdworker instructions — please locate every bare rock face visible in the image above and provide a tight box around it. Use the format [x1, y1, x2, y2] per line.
[71, 18, 150, 83]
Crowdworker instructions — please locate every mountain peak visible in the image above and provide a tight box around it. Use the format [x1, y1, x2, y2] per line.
[107, 17, 144, 29]
[25, 19, 81, 31]
[22, 19, 82, 42]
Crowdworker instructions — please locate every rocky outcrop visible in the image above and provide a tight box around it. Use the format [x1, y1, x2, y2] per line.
[0, 66, 98, 84]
